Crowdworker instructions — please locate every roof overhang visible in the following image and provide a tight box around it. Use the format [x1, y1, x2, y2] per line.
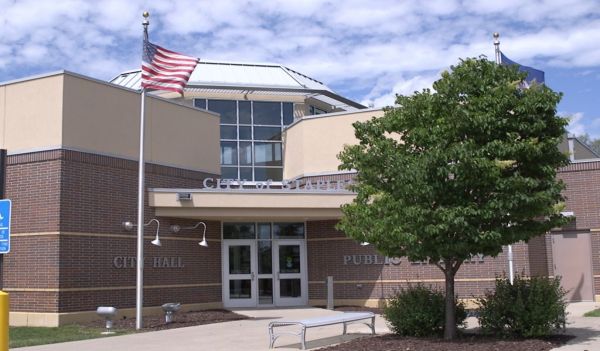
[149, 188, 356, 221]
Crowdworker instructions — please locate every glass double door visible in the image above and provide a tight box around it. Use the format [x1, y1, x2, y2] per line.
[223, 239, 307, 308]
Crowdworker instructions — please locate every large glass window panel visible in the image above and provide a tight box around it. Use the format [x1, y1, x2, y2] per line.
[274, 223, 305, 239]
[254, 142, 282, 166]
[254, 167, 283, 181]
[283, 102, 294, 125]
[221, 125, 237, 140]
[229, 280, 251, 299]
[239, 142, 252, 165]
[239, 126, 252, 140]
[208, 100, 237, 124]
[280, 279, 301, 298]
[239, 101, 251, 124]
[194, 99, 207, 109]
[240, 167, 253, 181]
[220, 141, 238, 165]
[257, 223, 271, 239]
[258, 241, 272, 274]
[259, 278, 273, 304]
[254, 127, 281, 141]
[253, 102, 281, 125]
[221, 166, 238, 179]
[279, 245, 301, 273]
[223, 223, 256, 239]
[229, 246, 251, 274]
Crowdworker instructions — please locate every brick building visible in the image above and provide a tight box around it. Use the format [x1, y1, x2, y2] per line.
[0, 64, 598, 326]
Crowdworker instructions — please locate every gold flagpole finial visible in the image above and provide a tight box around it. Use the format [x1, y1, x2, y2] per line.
[142, 11, 150, 39]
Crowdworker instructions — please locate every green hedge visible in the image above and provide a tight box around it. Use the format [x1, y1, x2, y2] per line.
[383, 285, 466, 337]
[477, 275, 567, 337]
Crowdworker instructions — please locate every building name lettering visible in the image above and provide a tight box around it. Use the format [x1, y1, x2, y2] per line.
[343, 255, 401, 265]
[113, 256, 184, 269]
[202, 178, 352, 192]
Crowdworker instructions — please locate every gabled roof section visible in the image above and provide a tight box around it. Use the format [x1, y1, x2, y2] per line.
[110, 60, 365, 110]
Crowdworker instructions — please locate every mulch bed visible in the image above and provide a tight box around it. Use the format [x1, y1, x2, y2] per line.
[318, 334, 574, 351]
[89, 309, 248, 331]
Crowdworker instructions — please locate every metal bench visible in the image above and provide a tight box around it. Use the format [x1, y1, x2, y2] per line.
[268, 311, 375, 349]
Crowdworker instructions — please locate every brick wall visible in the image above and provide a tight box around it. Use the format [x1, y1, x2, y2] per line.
[1, 149, 222, 313]
[307, 220, 534, 301]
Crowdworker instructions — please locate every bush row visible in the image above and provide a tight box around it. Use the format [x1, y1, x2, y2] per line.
[383, 275, 567, 338]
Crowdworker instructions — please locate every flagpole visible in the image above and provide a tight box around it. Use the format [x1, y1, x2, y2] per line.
[136, 11, 150, 331]
[494, 32, 514, 285]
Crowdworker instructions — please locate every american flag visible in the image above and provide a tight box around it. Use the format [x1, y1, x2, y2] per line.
[141, 40, 198, 94]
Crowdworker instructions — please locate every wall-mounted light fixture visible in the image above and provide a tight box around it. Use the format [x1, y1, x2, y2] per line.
[170, 221, 208, 247]
[122, 218, 161, 246]
[176, 192, 192, 201]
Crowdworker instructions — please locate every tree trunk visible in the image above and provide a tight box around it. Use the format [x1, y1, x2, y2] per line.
[443, 261, 457, 340]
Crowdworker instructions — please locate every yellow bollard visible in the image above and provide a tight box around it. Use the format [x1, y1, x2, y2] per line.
[0, 291, 7, 351]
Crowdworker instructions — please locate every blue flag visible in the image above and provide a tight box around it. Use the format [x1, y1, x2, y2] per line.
[500, 52, 545, 86]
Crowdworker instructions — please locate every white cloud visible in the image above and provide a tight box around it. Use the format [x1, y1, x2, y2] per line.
[0, 0, 598, 136]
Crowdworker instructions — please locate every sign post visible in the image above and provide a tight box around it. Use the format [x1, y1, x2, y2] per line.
[0, 200, 10, 255]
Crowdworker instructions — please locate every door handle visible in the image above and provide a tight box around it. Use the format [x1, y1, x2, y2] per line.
[276, 272, 280, 280]
[251, 272, 255, 281]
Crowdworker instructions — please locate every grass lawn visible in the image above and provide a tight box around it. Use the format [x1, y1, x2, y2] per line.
[9, 325, 133, 348]
[583, 308, 600, 317]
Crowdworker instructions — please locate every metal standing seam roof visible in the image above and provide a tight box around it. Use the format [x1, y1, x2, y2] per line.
[110, 60, 365, 110]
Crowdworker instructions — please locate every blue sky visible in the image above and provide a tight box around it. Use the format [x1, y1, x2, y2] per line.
[1, 0, 599, 137]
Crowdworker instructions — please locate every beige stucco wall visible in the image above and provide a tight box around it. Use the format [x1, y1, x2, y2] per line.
[150, 190, 355, 220]
[283, 109, 384, 179]
[0, 72, 221, 173]
[0, 75, 64, 152]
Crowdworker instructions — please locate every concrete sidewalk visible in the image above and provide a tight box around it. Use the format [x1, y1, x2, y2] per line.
[15, 303, 600, 351]
[17, 307, 389, 351]
[551, 302, 600, 351]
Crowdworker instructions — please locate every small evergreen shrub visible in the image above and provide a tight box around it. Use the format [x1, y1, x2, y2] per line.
[383, 285, 466, 337]
[477, 275, 567, 337]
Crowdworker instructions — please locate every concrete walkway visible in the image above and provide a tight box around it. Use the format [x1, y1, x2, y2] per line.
[552, 302, 600, 351]
[17, 307, 389, 351]
[15, 303, 600, 350]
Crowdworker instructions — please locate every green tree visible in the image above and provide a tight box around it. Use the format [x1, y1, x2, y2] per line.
[337, 57, 570, 340]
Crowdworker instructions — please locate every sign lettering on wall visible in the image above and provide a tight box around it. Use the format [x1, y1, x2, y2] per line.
[343, 255, 401, 265]
[113, 257, 184, 269]
[202, 178, 353, 192]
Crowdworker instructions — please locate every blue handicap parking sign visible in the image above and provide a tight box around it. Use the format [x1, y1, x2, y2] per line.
[0, 199, 11, 254]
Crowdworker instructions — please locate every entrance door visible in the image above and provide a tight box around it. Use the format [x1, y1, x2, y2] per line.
[274, 240, 308, 306]
[552, 233, 594, 301]
[223, 240, 256, 308]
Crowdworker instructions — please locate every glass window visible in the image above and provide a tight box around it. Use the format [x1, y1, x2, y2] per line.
[239, 126, 252, 140]
[258, 241, 272, 274]
[208, 100, 237, 124]
[279, 245, 301, 273]
[221, 125, 237, 140]
[221, 166, 238, 179]
[223, 223, 255, 239]
[220, 141, 238, 165]
[240, 167, 253, 181]
[309, 105, 327, 115]
[254, 127, 281, 141]
[229, 280, 251, 298]
[279, 279, 301, 297]
[239, 101, 251, 124]
[194, 99, 207, 109]
[257, 223, 271, 239]
[239, 142, 252, 165]
[254, 167, 283, 181]
[273, 223, 305, 239]
[254, 142, 282, 166]
[283, 102, 294, 125]
[253, 102, 281, 125]
[229, 246, 251, 274]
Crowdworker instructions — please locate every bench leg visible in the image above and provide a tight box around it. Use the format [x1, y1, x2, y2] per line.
[301, 326, 307, 350]
[269, 324, 275, 349]
[343, 321, 347, 335]
[369, 316, 376, 335]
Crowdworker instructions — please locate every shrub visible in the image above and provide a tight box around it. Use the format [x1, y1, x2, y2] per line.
[383, 285, 466, 337]
[477, 275, 567, 337]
